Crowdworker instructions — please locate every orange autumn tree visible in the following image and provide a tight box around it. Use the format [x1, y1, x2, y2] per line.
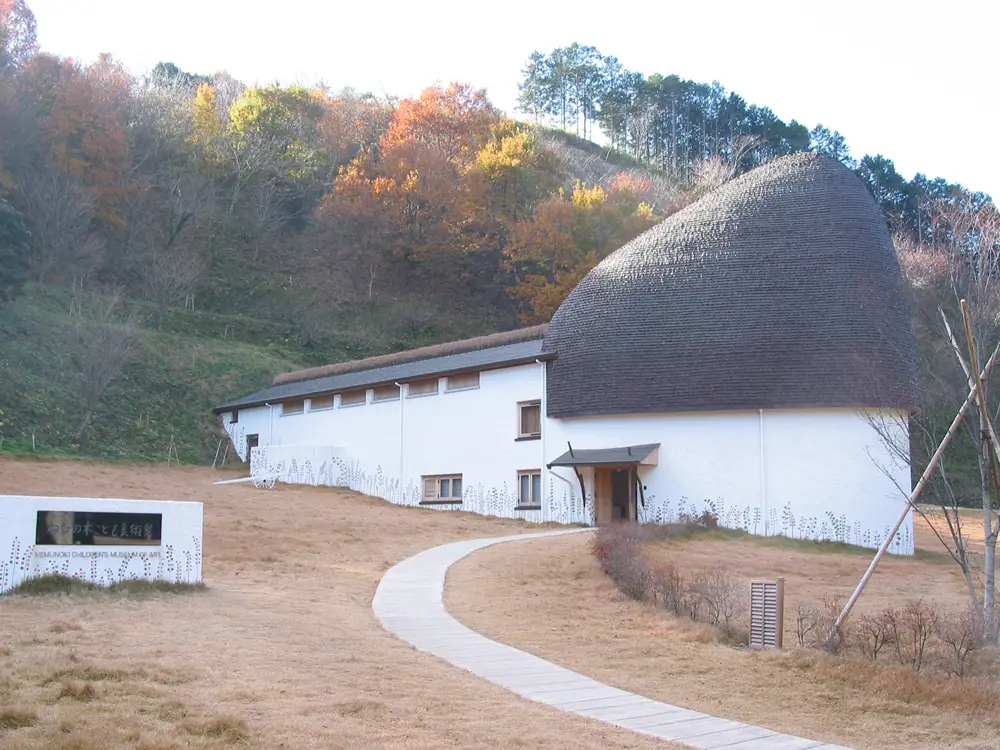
[14, 54, 128, 221]
[382, 82, 498, 161]
[318, 83, 508, 296]
[507, 172, 659, 322]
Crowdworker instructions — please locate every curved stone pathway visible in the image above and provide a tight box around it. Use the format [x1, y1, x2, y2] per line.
[373, 529, 853, 750]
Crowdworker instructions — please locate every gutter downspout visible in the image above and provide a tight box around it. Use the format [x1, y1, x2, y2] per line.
[536, 359, 546, 518]
[265, 403, 275, 447]
[759, 409, 767, 535]
[394, 382, 404, 504]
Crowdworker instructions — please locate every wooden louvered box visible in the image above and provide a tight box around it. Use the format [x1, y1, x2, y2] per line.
[749, 577, 785, 649]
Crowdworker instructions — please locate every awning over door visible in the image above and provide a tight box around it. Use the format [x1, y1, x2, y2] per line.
[547, 443, 659, 468]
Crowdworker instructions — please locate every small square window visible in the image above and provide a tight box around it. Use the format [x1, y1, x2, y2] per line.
[339, 390, 367, 407]
[281, 399, 304, 416]
[518, 401, 541, 438]
[310, 394, 334, 411]
[372, 385, 400, 402]
[517, 470, 542, 509]
[421, 474, 463, 504]
[407, 378, 439, 398]
[446, 372, 480, 391]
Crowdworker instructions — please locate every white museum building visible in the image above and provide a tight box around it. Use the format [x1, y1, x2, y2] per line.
[215, 153, 918, 553]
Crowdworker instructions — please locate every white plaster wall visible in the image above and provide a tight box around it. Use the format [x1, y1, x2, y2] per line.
[762, 409, 912, 552]
[222, 375, 912, 552]
[0, 496, 204, 593]
[547, 408, 913, 553]
[222, 363, 586, 523]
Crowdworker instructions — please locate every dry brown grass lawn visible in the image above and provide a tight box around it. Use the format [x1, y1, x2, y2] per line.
[446, 514, 1000, 750]
[0, 458, 678, 750]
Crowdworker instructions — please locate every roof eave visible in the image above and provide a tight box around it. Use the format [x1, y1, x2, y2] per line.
[211, 352, 557, 414]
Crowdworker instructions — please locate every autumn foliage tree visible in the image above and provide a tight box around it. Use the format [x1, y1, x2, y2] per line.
[507, 173, 658, 321]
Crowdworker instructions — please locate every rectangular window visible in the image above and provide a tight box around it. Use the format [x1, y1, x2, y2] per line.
[310, 394, 334, 411]
[445, 372, 480, 392]
[281, 399, 304, 416]
[372, 385, 401, 402]
[231, 409, 239, 424]
[421, 474, 463, 504]
[517, 471, 542, 509]
[246, 434, 259, 457]
[407, 378, 439, 398]
[339, 389, 367, 407]
[518, 401, 541, 438]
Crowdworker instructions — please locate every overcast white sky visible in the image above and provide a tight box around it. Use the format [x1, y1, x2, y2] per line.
[27, 0, 1000, 198]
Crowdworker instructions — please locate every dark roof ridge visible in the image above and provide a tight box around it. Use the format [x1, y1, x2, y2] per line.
[274, 324, 548, 386]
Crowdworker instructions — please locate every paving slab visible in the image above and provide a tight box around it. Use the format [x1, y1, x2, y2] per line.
[372, 528, 854, 750]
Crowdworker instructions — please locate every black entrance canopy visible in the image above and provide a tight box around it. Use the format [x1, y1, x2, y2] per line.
[547, 443, 659, 468]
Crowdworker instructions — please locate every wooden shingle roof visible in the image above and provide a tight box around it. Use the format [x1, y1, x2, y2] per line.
[542, 153, 918, 418]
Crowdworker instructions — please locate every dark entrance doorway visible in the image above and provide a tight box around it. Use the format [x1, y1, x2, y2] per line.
[611, 469, 632, 521]
[594, 466, 637, 523]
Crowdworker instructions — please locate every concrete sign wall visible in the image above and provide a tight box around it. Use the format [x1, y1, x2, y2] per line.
[1, 496, 204, 594]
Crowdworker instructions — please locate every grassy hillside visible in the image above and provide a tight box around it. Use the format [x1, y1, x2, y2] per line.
[0, 285, 499, 463]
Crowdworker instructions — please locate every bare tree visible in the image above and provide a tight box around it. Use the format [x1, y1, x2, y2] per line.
[138, 243, 204, 328]
[865, 198, 1000, 639]
[17, 170, 103, 284]
[66, 294, 140, 444]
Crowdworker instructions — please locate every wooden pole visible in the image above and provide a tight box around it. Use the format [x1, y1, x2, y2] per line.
[833, 340, 1000, 632]
[776, 577, 785, 649]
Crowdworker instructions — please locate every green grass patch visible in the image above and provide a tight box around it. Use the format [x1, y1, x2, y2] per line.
[4, 574, 206, 597]
[0, 284, 506, 463]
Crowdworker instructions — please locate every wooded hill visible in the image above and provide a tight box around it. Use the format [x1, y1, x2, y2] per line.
[0, 0, 996, 468]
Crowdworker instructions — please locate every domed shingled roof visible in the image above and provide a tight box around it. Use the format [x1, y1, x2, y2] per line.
[542, 152, 917, 418]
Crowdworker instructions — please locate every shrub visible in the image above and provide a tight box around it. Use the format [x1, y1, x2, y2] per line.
[3, 574, 206, 597]
[57, 681, 97, 701]
[184, 715, 250, 743]
[0, 708, 37, 730]
[794, 597, 847, 652]
[688, 565, 746, 634]
[935, 603, 986, 679]
[886, 600, 938, 672]
[651, 563, 684, 615]
[853, 610, 895, 661]
[5, 574, 100, 596]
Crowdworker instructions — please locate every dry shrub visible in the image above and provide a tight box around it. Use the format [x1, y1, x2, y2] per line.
[592, 521, 744, 639]
[650, 563, 684, 615]
[799, 596, 1000, 687]
[794, 597, 846, 652]
[57, 681, 97, 701]
[49, 620, 83, 634]
[42, 665, 136, 684]
[183, 715, 249, 742]
[886, 600, 938, 672]
[935, 603, 987, 679]
[0, 707, 37, 730]
[591, 524, 652, 600]
[853, 610, 895, 661]
[688, 565, 746, 635]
